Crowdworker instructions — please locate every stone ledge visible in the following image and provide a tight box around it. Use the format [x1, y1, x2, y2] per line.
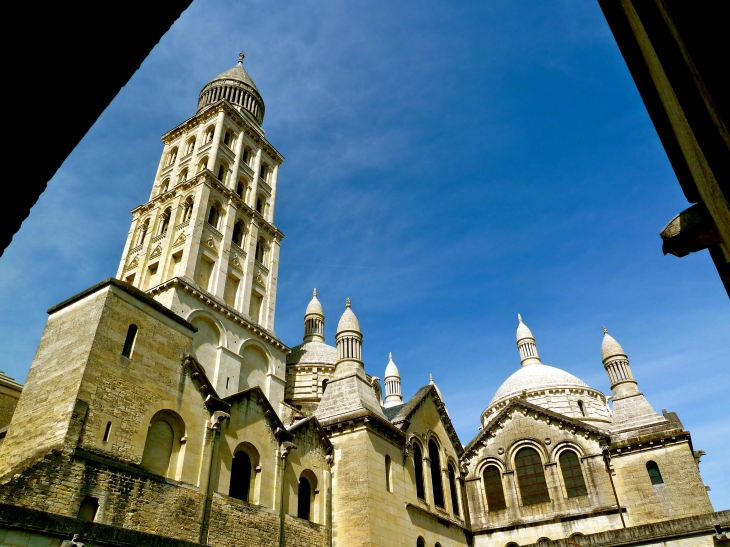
[520, 510, 730, 547]
[0, 503, 201, 547]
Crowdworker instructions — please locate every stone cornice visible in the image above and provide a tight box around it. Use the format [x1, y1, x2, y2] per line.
[161, 101, 284, 164]
[320, 408, 406, 446]
[146, 277, 289, 352]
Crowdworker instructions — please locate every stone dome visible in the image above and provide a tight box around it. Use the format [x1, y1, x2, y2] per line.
[490, 364, 590, 406]
[601, 328, 626, 360]
[197, 53, 266, 125]
[305, 289, 324, 317]
[384, 353, 399, 379]
[287, 341, 337, 366]
[337, 299, 361, 334]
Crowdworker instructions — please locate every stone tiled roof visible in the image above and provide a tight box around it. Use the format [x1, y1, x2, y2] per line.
[383, 403, 404, 421]
[212, 64, 258, 91]
[601, 330, 626, 360]
[287, 341, 337, 365]
[337, 305, 360, 333]
[490, 364, 590, 405]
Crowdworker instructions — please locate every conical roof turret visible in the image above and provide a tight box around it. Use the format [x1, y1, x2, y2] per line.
[336, 298, 361, 334]
[384, 352, 400, 379]
[303, 288, 325, 343]
[601, 326, 626, 360]
[197, 52, 266, 125]
[383, 353, 403, 408]
[516, 314, 541, 366]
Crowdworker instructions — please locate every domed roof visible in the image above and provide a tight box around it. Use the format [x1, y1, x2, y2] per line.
[212, 61, 258, 90]
[490, 364, 590, 405]
[384, 353, 400, 378]
[197, 53, 265, 125]
[287, 341, 337, 366]
[516, 313, 534, 341]
[305, 289, 324, 316]
[337, 299, 361, 333]
[601, 327, 626, 360]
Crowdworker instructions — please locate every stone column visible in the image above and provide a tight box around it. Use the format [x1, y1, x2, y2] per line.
[240, 219, 260, 316]
[263, 236, 280, 330]
[206, 109, 226, 172]
[150, 143, 169, 200]
[423, 455, 434, 508]
[268, 164, 279, 222]
[210, 200, 237, 299]
[181, 183, 211, 280]
[230, 128, 245, 192]
[248, 148, 263, 209]
[116, 215, 141, 279]
[544, 461, 563, 505]
[502, 470, 520, 518]
[189, 123, 207, 175]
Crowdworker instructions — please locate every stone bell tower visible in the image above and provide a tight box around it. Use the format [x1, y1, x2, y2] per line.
[115, 53, 289, 403]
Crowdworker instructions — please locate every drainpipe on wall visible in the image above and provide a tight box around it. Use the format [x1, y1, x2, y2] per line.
[602, 445, 626, 528]
[277, 440, 297, 547]
[326, 452, 334, 547]
[199, 411, 230, 544]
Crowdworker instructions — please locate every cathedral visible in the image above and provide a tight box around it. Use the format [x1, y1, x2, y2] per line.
[0, 55, 726, 547]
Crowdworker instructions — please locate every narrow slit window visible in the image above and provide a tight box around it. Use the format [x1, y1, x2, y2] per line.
[103, 421, 113, 443]
[122, 324, 138, 358]
[646, 461, 664, 485]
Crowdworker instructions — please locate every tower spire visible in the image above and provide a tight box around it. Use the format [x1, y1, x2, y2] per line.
[303, 288, 325, 343]
[516, 314, 541, 366]
[384, 352, 403, 408]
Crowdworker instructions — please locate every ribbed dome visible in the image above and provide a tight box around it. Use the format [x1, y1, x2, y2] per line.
[384, 353, 400, 379]
[305, 289, 324, 316]
[337, 299, 361, 333]
[197, 53, 266, 125]
[601, 327, 626, 360]
[490, 364, 589, 405]
[516, 313, 534, 341]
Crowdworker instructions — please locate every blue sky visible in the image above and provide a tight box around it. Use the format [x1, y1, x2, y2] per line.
[1, 0, 727, 508]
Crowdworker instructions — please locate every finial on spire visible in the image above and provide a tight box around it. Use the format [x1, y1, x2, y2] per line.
[603, 325, 608, 334]
[518, 313, 523, 322]
[238, 52, 245, 65]
[429, 374, 434, 385]
[313, 288, 317, 297]
[389, 352, 393, 360]
[346, 298, 351, 308]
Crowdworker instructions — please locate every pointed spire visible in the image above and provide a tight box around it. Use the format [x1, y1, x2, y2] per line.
[303, 288, 325, 343]
[516, 314, 541, 366]
[384, 352, 402, 408]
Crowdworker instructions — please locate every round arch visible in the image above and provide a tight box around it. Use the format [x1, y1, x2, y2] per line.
[507, 438, 550, 469]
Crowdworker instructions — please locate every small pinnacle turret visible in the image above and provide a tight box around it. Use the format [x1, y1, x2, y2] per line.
[601, 327, 637, 398]
[303, 288, 325, 343]
[335, 298, 363, 377]
[516, 314, 541, 366]
[384, 352, 403, 408]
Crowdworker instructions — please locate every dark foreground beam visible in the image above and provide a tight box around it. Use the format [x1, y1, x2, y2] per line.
[597, 0, 730, 297]
[2, 0, 193, 258]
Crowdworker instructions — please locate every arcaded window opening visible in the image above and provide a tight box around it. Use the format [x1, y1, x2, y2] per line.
[448, 464, 459, 515]
[428, 439, 445, 508]
[483, 465, 507, 510]
[232, 220, 245, 248]
[515, 447, 550, 505]
[559, 451, 588, 497]
[413, 443, 425, 500]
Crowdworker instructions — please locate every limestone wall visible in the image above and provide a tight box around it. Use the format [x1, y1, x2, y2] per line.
[612, 441, 713, 525]
[0, 389, 20, 430]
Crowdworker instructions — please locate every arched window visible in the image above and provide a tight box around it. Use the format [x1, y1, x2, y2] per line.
[208, 204, 220, 229]
[185, 137, 195, 155]
[428, 439, 445, 508]
[255, 238, 265, 263]
[206, 127, 214, 143]
[137, 220, 149, 246]
[559, 451, 588, 497]
[483, 465, 507, 510]
[515, 447, 550, 505]
[242, 148, 250, 165]
[232, 221, 245, 247]
[577, 400, 586, 417]
[413, 443, 425, 499]
[297, 476, 312, 520]
[223, 130, 232, 146]
[448, 463, 459, 515]
[416, 538, 425, 547]
[236, 179, 246, 198]
[505, 543, 519, 547]
[230, 451, 252, 502]
[198, 156, 208, 173]
[646, 461, 664, 485]
[217, 163, 227, 182]
[255, 195, 264, 214]
[177, 168, 188, 184]
[158, 208, 171, 235]
[122, 324, 138, 358]
[141, 411, 183, 477]
[537, 538, 551, 544]
[385, 454, 392, 492]
[182, 197, 194, 222]
[159, 178, 170, 195]
[166, 147, 178, 167]
[322, 379, 328, 394]
[259, 164, 267, 181]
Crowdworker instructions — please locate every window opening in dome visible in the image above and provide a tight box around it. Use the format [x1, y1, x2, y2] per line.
[646, 461, 664, 485]
[577, 400, 586, 416]
[515, 447, 550, 505]
[559, 451, 587, 497]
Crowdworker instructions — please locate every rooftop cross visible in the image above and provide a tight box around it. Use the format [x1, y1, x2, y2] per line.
[603, 325, 609, 334]
[238, 51, 245, 65]
[346, 298, 351, 308]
